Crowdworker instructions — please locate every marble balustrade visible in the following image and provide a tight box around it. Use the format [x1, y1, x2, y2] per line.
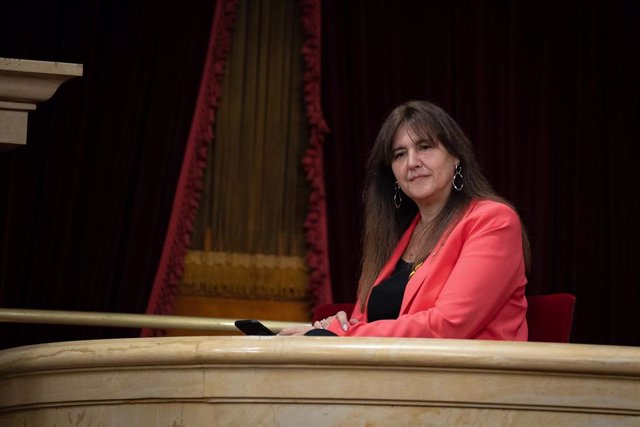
[0, 336, 639, 426]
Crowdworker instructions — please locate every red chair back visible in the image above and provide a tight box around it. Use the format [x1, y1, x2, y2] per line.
[526, 293, 576, 343]
[312, 293, 576, 343]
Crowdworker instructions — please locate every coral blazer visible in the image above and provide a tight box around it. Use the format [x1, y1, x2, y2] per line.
[326, 199, 528, 340]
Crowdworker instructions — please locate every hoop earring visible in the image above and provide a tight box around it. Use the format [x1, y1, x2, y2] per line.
[453, 164, 464, 191]
[394, 182, 402, 209]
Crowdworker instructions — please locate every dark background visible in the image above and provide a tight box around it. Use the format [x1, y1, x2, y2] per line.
[1, 0, 638, 348]
[322, 0, 640, 346]
[0, 0, 215, 347]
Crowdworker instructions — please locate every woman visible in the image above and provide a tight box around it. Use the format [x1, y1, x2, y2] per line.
[280, 100, 530, 339]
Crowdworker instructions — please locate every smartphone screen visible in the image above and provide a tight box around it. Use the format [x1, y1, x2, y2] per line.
[234, 319, 276, 336]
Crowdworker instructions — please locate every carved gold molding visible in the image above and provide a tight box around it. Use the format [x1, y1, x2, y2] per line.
[180, 251, 309, 301]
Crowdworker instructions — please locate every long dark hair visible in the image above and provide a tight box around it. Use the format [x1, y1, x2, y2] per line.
[358, 100, 531, 308]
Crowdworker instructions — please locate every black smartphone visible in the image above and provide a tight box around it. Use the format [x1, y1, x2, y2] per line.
[234, 319, 277, 336]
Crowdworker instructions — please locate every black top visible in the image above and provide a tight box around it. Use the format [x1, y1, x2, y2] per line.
[367, 258, 412, 322]
[304, 258, 412, 337]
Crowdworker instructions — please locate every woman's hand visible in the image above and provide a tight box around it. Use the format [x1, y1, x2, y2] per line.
[313, 311, 359, 332]
[278, 310, 359, 335]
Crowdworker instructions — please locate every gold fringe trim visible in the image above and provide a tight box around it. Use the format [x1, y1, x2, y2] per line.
[180, 251, 309, 301]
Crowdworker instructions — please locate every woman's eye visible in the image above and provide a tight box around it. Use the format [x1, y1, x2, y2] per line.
[393, 151, 405, 159]
[418, 143, 431, 150]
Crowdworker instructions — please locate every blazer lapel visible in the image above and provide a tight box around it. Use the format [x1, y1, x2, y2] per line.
[400, 250, 434, 313]
[399, 201, 478, 313]
[399, 244, 444, 313]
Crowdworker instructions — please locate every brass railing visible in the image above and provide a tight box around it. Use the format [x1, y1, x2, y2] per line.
[0, 308, 304, 333]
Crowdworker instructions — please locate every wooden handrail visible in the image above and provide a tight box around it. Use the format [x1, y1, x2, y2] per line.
[0, 308, 305, 333]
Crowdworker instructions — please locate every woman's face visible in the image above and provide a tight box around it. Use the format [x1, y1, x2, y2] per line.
[391, 124, 459, 214]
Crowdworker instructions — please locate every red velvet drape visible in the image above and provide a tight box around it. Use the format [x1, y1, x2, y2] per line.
[144, 0, 333, 325]
[300, 0, 333, 309]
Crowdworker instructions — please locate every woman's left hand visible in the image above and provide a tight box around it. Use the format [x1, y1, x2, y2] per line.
[313, 311, 358, 332]
[278, 310, 358, 335]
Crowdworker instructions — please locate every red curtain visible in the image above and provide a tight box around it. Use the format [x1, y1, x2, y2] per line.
[300, 0, 333, 308]
[144, 0, 333, 325]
